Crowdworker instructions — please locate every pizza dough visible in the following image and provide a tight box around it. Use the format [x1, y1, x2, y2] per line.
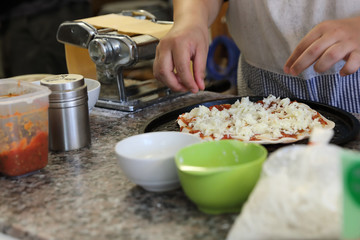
[177, 95, 335, 144]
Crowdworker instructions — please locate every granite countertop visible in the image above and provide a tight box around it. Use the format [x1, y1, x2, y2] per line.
[1, 91, 359, 240]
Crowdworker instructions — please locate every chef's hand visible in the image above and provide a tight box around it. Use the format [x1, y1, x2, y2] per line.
[153, 22, 209, 93]
[153, 0, 223, 93]
[284, 16, 360, 77]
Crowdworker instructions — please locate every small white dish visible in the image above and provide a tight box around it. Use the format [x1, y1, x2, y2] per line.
[31, 78, 100, 112]
[85, 78, 101, 111]
[115, 131, 202, 192]
[12, 74, 54, 82]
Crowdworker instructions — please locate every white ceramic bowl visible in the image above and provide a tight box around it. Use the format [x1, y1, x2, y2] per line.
[85, 78, 101, 111]
[12, 74, 54, 82]
[115, 131, 202, 192]
[30, 78, 100, 112]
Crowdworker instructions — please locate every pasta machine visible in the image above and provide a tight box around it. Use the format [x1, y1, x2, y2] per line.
[56, 10, 182, 111]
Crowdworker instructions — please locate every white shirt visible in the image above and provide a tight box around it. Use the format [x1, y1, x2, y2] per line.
[226, 0, 360, 80]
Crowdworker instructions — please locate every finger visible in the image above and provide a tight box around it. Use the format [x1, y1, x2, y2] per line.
[153, 46, 188, 92]
[192, 45, 207, 91]
[340, 51, 360, 76]
[287, 35, 339, 75]
[314, 41, 355, 73]
[172, 46, 199, 93]
[284, 29, 323, 74]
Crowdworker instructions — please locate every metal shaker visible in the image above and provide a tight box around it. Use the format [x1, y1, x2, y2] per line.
[41, 74, 91, 151]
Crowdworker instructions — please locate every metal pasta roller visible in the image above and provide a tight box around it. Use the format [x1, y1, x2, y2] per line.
[56, 10, 182, 111]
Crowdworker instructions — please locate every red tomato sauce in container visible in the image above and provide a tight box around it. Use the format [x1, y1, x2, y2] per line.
[0, 80, 51, 177]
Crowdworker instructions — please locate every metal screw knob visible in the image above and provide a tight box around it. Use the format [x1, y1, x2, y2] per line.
[88, 38, 121, 65]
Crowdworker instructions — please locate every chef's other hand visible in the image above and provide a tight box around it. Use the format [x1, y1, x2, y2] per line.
[153, 0, 223, 94]
[284, 16, 360, 77]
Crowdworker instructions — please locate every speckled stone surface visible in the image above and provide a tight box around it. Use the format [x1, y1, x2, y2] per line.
[1, 91, 359, 240]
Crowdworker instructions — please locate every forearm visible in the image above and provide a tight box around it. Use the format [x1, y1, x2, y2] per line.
[172, 0, 223, 28]
[153, 0, 223, 93]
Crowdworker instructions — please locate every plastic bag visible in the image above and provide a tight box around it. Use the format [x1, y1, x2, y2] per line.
[227, 129, 342, 239]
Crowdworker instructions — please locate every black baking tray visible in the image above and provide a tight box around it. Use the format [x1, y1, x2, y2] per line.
[142, 96, 360, 146]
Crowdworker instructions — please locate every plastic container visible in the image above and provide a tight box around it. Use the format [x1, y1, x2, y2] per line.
[0, 79, 51, 177]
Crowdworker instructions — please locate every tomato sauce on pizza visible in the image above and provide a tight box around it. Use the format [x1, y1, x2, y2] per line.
[177, 95, 335, 144]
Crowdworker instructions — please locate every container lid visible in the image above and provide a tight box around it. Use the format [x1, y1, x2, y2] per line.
[0, 79, 51, 105]
[40, 74, 88, 102]
[40, 74, 84, 91]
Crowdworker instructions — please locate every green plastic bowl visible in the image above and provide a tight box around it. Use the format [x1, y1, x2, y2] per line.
[175, 140, 268, 214]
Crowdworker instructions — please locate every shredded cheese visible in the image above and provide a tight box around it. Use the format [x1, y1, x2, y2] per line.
[178, 95, 333, 142]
